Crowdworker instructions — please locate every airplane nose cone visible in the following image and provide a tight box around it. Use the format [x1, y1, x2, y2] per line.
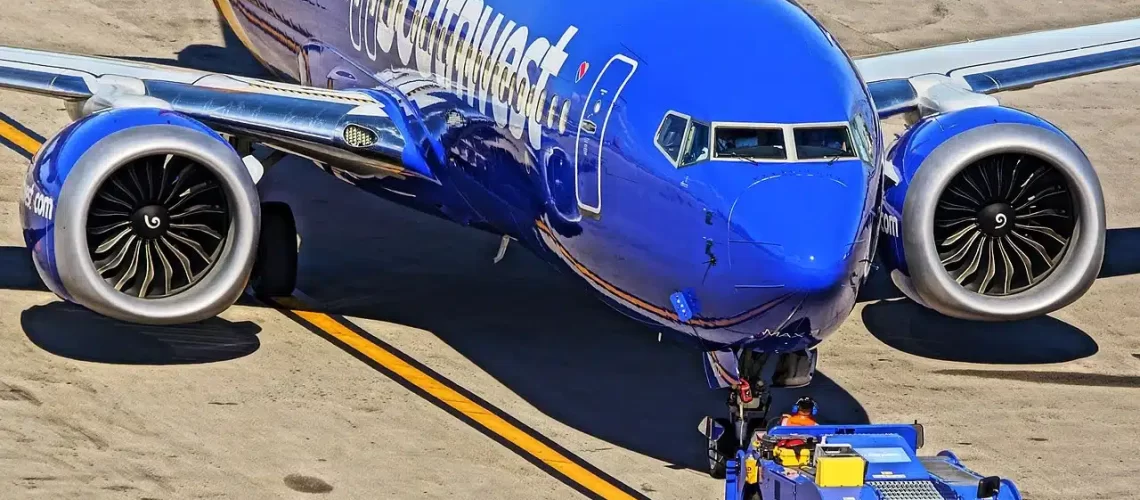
[728, 172, 865, 291]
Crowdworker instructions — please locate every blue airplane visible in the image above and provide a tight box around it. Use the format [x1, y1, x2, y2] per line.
[1, 0, 1137, 477]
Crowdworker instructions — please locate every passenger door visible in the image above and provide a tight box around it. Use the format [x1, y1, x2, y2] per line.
[574, 55, 639, 218]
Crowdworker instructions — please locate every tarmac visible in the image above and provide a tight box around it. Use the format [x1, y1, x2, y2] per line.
[0, 1, 1138, 499]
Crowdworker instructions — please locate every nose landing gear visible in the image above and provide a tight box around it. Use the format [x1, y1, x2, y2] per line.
[702, 382, 773, 478]
[700, 349, 817, 478]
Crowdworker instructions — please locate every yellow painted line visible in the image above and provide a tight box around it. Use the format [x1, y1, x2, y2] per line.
[0, 119, 41, 156]
[278, 299, 642, 500]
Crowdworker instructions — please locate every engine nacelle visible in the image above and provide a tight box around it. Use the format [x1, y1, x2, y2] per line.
[880, 106, 1105, 321]
[22, 107, 260, 324]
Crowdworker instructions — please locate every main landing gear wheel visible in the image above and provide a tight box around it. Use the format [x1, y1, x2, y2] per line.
[251, 201, 298, 298]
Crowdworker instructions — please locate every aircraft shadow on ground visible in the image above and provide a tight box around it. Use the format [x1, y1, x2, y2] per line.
[860, 299, 1099, 364]
[21, 302, 261, 365]
[0, 245, 262, 365]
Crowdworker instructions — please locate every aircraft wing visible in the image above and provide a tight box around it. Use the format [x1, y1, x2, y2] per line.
[855, 18, 1140, 118]
[0, 46, 441, 181]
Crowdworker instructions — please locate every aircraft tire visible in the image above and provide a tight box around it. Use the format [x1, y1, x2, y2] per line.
[251, 201, 298, 298]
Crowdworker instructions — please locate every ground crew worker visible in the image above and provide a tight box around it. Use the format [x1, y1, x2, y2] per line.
[779, 396, 818, 426]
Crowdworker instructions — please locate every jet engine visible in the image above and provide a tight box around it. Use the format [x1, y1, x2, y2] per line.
[22, 107, 260, 324]
[880, 106, 1105, 321]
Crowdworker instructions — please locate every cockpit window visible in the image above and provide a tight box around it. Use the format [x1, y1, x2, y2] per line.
[793, 126, 856, 160]
[655, 113, 862, 166]
[681, 121, 710, 165]
[714, 126, 786, 160]
[655, 113, 689, 162]
[849, 114, 874, 162]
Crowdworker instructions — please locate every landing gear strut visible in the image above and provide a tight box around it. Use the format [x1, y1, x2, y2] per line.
[704, 350, 773, 478]
[701, 348, 818, 478]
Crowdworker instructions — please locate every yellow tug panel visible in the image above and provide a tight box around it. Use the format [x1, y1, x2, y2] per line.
[814, 455, 866, 487]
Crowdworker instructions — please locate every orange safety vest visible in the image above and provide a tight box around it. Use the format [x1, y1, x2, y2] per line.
[780, 413, 817, 426]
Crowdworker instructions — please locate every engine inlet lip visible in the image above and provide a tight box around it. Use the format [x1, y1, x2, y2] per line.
[901, 122, 1105, 321]
[53, 123, 259, 325]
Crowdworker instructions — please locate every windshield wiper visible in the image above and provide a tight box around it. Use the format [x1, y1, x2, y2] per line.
[807, 146, 851, 165]
[718, 151, 765, 167]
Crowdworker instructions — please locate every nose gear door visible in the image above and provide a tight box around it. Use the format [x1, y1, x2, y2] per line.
[574, 55, 638, 218]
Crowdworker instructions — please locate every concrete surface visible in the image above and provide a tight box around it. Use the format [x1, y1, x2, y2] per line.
[0, 1, 1138, 499]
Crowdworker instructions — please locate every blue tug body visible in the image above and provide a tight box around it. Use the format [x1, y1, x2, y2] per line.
[724, 424, 1022, 500]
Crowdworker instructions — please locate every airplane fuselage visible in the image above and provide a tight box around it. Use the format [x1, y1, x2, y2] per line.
[215, 0, 885, 353]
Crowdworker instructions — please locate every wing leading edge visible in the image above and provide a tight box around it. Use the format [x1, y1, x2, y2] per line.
[0, 46, 440, 181]
[855, 18, 1140, 118]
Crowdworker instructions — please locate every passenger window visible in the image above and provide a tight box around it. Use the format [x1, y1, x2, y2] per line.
[793, 126, 856, 160]
[503, 67, 515, 101]
[535, 91, 547, 119]
[547, 95, 560, 128]
[558, 100, 571, 134]
[497, 65, 508, 100]
[515, 76, 528, 113]
[437, 23, 448, 51]
[655, 113, 690, 161]
[680, 121, 711, 166]
[490, 64, 501, 95]
[482, 55, 493, 90]
[422, 18, 432, 44]
[419, 15, 430, 42]
[714, 126, 785, 160]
